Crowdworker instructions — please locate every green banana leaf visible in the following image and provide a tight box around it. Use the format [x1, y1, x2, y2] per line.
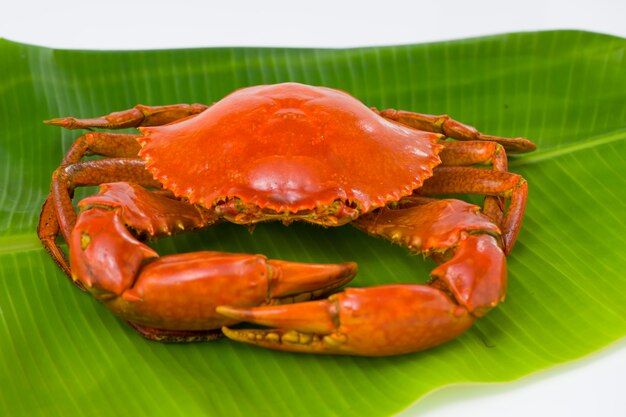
[1, 30, 625, 417]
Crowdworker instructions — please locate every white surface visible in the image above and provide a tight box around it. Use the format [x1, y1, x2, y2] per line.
[3, 1, 625, 416]
[400, 338, 626, 417]
[1, 0, 625, 49]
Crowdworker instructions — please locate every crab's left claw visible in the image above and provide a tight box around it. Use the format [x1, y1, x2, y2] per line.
[218, 200, 507, 356]
[218, 284, 475, 356]
[218, 233, 504, 356]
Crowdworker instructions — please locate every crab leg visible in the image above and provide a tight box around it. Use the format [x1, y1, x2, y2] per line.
[438, 140, 509, 228]
[378, 108, 536, 154]
[375, 109, 536, 240]
[70, 181, 357, 341]
[44, 103, 208, 130]
[419, 166, 527, 254]
[379, 108, 530, 238]
[218, 199, 505, 356]
[58, 132, 143, 164]
[439, 141, 507, 171]
[40, 105, 209, 269]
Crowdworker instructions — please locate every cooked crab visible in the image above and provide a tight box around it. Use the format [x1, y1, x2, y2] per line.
[38, 82, 535, 356]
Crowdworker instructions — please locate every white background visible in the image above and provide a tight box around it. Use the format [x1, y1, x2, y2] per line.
[2, 1, 625, 416]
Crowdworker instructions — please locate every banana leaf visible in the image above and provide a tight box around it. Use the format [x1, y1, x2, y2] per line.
[1, 30, 625, 417]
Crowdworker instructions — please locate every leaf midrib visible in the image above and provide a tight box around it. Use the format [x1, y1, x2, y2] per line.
[511, 128, 626, 167]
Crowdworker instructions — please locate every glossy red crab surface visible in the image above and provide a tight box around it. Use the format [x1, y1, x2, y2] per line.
[140, 84, 442, 221]
[38, 82, 535, 356]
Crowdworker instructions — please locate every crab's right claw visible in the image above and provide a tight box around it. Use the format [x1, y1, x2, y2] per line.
[218, 284, 475, 356]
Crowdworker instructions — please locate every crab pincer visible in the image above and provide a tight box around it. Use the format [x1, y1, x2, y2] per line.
[218, 199, 507, 356]
[218, 284, 476, 356]
[68, 182, 357, 341]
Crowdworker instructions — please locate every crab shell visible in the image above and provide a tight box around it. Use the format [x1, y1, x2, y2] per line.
[137, 83, 443, 225]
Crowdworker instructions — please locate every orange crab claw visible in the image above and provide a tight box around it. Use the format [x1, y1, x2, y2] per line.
[218, 285, 474, 356]
[218, 230, 506, 356]
[68, 184, 358, 339]
[98, 250, 357, 332]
